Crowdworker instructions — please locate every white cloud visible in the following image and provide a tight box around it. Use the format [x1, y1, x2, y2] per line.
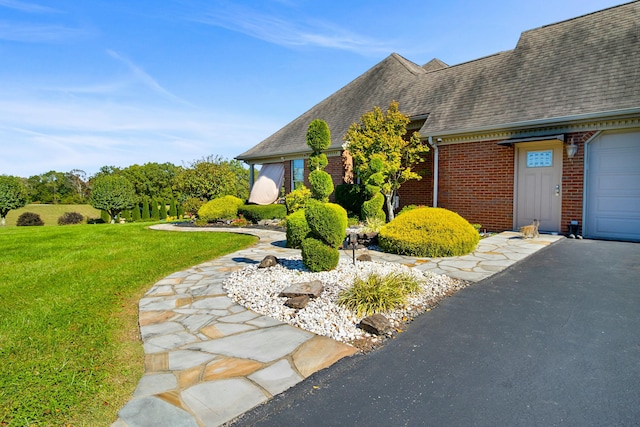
[0, 0, 60, 14]
[188, 3, 395, 56]
[0, 21, 86, 42]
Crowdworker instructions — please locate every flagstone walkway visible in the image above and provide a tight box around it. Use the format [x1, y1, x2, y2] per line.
[112, 224, 562, 427]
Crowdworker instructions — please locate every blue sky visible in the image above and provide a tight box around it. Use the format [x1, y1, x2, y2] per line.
[0, 0, 625, 178]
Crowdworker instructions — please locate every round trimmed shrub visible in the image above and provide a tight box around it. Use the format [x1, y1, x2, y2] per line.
[301, 237, 340, 272]
[379, 207, 480, 257]
[17, 212, 44, 226]
[362, 192, 385, 222]
[198, 195, 243, 222]
[305, 200, 347, 248]
[58, 212, 84, 225]
[285, 209, 310, 249]
[308, 170, 334, 202]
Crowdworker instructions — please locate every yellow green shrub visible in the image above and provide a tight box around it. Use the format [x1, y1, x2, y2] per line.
[197, 195, 243, 222]
[379, 207, 479, 257]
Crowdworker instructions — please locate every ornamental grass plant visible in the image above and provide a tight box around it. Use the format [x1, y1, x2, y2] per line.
[338, 272, 422, 317]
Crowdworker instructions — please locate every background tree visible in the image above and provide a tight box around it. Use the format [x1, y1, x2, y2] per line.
[121, 162, 180, 201]
[173, 156, 249, 202]
[343, 101, 429, 221]
[89, 176, 137, 224]
[0, 175, 28, 226]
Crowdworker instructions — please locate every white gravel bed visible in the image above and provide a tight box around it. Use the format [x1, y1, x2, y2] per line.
[223, 257, 467, 347]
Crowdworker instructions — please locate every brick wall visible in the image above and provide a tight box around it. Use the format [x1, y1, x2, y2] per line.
[396, 150, 434, 208]
[561, 131, 591, 234]
[438, 140, 515, 231]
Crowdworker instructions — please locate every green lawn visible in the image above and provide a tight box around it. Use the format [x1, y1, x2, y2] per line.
[4, 204, 102, 227]
[0, 223, 256, 426]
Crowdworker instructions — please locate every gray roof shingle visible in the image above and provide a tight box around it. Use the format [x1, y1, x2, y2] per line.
[238, 1, 640, 162]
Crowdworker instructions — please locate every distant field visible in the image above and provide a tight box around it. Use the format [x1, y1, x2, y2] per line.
[4, 204, 101, 227]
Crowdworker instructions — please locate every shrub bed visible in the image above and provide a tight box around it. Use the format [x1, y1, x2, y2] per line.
[379, 207, 479, 257]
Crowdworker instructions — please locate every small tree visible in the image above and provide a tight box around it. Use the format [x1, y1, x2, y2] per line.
[0, 175, 28, 226]
[89, 175, 137, 224]
[141, 199, 151, 221]
[343, 101, 429, 221]
[132, 203, 141, 222]
[168, 198, 177, 217]
[151, 199, 160, 220]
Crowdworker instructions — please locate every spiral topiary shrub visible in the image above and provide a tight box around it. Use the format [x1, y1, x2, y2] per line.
[198, 195, 243, 222]
[305, 200, 347, 248]
[362, 192, 385, 222]
[58, 212, 84, 225]
[17, 212, 44, 226]
[238, 204, 287, 223]
[301, 237, 340, 272]
[379, 207, 480, 257]
[308, 170, 334, 202]
[285, 209, 310, 249]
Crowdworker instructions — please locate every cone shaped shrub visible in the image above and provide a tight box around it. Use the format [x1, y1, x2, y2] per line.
[132, 203, 141, 221]
[379, 207, 480, 257]
[141, 199, 150, 220]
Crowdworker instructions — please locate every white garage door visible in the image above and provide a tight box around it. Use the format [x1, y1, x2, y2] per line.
[585, 130, 640, 241]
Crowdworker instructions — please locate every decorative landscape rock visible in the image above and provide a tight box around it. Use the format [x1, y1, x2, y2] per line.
[258, 255, 279, 268]
[358, 313, 392, 335]
[284, 295, 311, 309]
[279, 280, 324, 299]
[356, 254, 372, 262]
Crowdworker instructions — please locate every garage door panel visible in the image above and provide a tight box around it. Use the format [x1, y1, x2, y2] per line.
[596, 196, 640, 213]
[595, 174, 640, 192]
[594, 217, 640, 236]
[586, 130, 640, 241]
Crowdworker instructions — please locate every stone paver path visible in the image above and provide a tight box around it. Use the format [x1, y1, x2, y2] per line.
[113, 225, 562, 427]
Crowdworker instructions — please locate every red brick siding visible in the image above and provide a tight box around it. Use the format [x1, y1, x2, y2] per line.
[396, 150, 434, 208]
[438, 140, 515, 231]
[561, 131, 591, 234]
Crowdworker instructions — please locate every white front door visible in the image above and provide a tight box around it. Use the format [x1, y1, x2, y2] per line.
[515, 142, 563, 233]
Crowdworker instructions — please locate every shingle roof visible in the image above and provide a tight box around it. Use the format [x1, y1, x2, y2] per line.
[237, 1, 640, 162]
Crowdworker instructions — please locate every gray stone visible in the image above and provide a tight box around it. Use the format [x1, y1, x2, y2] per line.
[279, 280, 323, 298]
[284, 295, 310, 309]
[182, 379, 267, 426]
[248, 359, 303, 396]
[359, 313, 392, 335]
[258, 255, 279, 268]
[118, 396, 198, 427]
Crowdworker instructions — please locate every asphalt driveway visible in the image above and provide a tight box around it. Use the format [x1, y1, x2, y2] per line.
[231, 239, 640, 426]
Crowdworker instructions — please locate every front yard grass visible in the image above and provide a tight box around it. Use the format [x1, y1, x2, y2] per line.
[0, 223, 256, 426]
